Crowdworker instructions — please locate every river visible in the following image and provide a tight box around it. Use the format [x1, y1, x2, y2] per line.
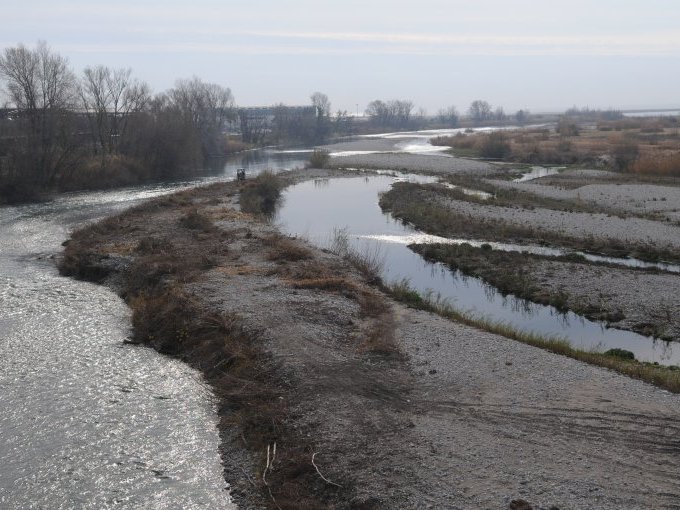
[0, 149, 308, 509]
[1, 132, 676, 507]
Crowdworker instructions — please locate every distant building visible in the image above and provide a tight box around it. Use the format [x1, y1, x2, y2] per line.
[237, 105, 316, 143]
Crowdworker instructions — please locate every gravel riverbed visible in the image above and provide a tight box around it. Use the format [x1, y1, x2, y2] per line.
[60, 166, 680, 508]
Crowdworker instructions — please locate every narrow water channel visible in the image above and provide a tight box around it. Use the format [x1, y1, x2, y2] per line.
[275, 174, 679, 365]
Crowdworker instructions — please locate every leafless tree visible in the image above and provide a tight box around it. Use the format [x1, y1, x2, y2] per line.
[169, 77, 235, 156]
[437, 106, 459, 127]
[310, 91, 332, 142]
[0, 41, 79, 188]
[468, 100, 493, 123]
[366, 98, 414, 128]
[80, 66, 150, 156]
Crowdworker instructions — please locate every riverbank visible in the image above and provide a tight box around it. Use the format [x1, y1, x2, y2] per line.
[412, 243, 680, 342]
[59, 168, 680, 508]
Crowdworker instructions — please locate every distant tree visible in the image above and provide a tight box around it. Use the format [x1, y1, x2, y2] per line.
[557, 116, 580, 137]
[334, 109, 353, 136]
[310, 91, 331, 142]
[390, 99, 414, 127]
[494, 106, 507, 122]
[366, 99, 389, 125]
[515, 109, 529, 124]
[468, 100, 493, 123]
[437, 106, 459, 127]
[168, 77, 235, 156]
[366, 98, 414, 128]
[310, 91, 331, 118]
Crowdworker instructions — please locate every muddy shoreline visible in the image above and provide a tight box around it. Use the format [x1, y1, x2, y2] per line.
[58, 165, 680, 508]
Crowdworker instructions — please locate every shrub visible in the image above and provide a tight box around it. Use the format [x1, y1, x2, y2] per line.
[477, 132, 511, 159]
[239, 170, 282, 216]
[610, 138, 640, 172]
[604, 348, 636, 361]
[179, 209, 217, 232]
[557, 117, 580, 137]
[264, 234, 312, 261]
[308, 149, 330, 168]
[630, 153, 680, 177]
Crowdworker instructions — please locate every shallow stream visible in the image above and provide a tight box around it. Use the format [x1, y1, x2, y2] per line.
[276, 175, 680, 365]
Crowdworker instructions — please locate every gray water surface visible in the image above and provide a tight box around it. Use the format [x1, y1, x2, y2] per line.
[276, 175, 679, 365]
[0, 148, 310, 508]
[0, 187, 239, 509]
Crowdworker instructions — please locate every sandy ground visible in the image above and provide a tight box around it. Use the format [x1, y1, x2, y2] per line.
[490, 178, 680, 222]
[317, 139, 402, 153]
[527, 259, 679, 340]
[61, 168, 680, 509]
[328, 152, 497, 176]
[428, 191, 680, 251]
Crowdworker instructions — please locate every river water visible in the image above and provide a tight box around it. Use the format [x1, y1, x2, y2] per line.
[0, 149, 308, 509]
[276, 174, 680, 365]
[1, 131, 676, 506]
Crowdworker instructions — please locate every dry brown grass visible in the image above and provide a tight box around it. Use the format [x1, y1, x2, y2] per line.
[264, 234, 313, 262]
[631, 153, 680, 177]
[207, 206, 251, 222]
[433, 123, 680, 173]
[59, 179, 407, 507]
[179, 208, 217, 232]
[214, 265, 262, 276]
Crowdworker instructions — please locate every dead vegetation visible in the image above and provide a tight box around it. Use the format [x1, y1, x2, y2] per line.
[58, 178, 405, 508]
[432, 119, 680, 176]
[239, 170, 282, 216]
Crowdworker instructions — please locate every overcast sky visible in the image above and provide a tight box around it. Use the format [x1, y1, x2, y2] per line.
[3, 0, 680, 113]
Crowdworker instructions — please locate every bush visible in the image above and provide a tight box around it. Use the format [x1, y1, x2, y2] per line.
[179, 209, 216, 232]
[610, 138, 640, 172]
[604, 348, 636, 361]
[239, 170, 282, 216]
[308, 149, 330, 168]
[557, 117, 580, 137]
[630, 153, 680, 177]
[477, 132, 511, 159]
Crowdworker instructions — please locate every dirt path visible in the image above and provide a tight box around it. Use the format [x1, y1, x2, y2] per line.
[59, 169, 680, 509]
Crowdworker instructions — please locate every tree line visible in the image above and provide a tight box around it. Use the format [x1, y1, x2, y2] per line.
[0, 42, 540, 203]
[0, 42, 247, 201]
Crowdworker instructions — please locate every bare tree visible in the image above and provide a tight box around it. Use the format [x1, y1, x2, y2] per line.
[366, 99, 389, 125]
[80, 66, 151, 158]
[468, 100, 493, 123]
[0, 41, 78, 188]
[437, 106, 459, 127]
[169, 77, 235, 156]
[311, 91, 331, 142]
[366, 99, 414, 128]
[515, 109, 529, 124]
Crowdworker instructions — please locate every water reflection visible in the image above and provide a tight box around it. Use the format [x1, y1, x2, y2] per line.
[276, 174, 678, 364]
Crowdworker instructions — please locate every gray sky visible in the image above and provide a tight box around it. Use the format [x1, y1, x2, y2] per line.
[3, 0, 680, 113]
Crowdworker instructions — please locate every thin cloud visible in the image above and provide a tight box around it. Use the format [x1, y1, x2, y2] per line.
[47, 30, 680, 57]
